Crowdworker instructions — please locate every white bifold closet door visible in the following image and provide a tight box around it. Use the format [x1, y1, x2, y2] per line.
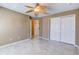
[50, 17, 61, 41]
[60, 15, 75, 44]
[50, 14, 75, 45]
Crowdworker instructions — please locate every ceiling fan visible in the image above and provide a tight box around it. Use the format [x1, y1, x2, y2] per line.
[25, 3, 49, 16]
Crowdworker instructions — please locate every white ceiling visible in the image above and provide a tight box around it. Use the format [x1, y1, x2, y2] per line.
[0, 3, 79, 17]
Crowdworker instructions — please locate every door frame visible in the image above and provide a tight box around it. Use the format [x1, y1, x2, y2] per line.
[30, 19, 40, 39]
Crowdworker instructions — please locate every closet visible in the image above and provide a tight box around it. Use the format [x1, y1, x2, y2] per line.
[50, 14, 75, 45]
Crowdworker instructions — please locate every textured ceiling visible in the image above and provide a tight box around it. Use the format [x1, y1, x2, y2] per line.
[0, 3, 79, 17]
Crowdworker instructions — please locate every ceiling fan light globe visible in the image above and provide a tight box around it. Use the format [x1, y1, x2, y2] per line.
[34, 8, 40, 12]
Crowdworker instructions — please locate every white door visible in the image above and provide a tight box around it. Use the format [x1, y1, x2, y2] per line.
[50, 17, 61, 41]
[61, 15, 75, 44]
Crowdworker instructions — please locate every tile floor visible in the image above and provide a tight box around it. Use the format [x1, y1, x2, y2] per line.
[0, 38, 79, 55]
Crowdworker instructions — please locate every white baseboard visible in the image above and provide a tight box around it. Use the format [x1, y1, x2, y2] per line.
[39, 36, 49, 40]
[0, 38, 30, 49]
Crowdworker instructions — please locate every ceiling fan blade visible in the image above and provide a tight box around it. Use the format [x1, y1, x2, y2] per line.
[25, 10, 33, 13]
[25, 6, 34, 8]
[35, 3, 40, 7]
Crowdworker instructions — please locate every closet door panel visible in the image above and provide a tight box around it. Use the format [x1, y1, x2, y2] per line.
[61, 15, 75, 44]
[50, 17, 60, 41]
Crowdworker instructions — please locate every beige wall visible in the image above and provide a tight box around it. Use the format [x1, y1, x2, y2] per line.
[39, 19, 42, 37]
[0, 7, 30, 46]
[39, 17, 50, 39]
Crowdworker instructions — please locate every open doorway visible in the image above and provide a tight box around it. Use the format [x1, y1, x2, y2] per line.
[30, 19, 39, 39]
